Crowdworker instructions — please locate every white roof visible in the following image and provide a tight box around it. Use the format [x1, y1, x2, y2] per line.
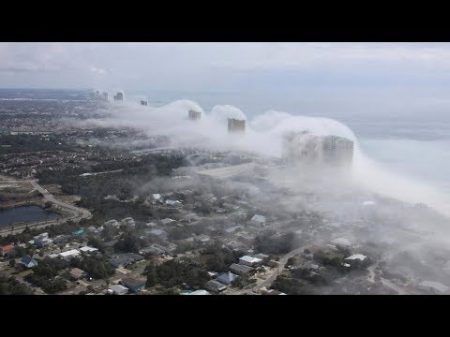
[345, 254, 367, 261]
[240, 255, 263, 264]
[331, 237, 352, 247]
[80, 246, 98, 253]
[187, 290, 210, 295]
[165, 199, 181, 205]
[110, 284, 129, 294]
[251, 214, 266, 223]
[60, 249, 81, 257]
[161, 218, 176, 225]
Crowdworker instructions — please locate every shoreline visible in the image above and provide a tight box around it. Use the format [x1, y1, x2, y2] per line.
[0, 175, 92, 237]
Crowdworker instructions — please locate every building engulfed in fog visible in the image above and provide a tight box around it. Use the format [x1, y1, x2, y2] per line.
[140, 100, 148, 106]
[113, 92, 124, 101]
[102, 92, 109, 101]
[322, 135, 354, 165]
[228, 118, 246, 133]
[282, 131, 353, 166]
[188, 109, 201, 121]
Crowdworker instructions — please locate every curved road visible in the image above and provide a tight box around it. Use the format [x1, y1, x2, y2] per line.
[29, 179, 92, 222]
[0, 178, 92, 236]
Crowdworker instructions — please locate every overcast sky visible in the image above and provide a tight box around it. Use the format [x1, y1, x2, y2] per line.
[3, 42, 450, 122]
[2, 42, 450, 93]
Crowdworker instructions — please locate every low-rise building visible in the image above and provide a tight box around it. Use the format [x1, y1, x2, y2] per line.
[60, 249, 81, 260]
[109, 253, 144, 268]
[104, 219, 120, 228]
[109, 284, 129, 295]
[216, 271, 239, 285]
[230, 263, 254, 275]
[239, 255, 263, 267]
[186, 289, 210, 295]
[121, 217, 135, 228]
[0, 244, 14, 257]
[139, 244, 166, 256]
[165, 199, 182, 207]
[79, 246, 99, 254]
[206, 280, 227, 293]
[160, 218, 176, 226]
[251, 214, 266, 226]
[121, 277, 146, 293]
[19, 255, 38, 268]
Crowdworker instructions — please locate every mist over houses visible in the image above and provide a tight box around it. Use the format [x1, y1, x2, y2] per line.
[2, 89, 446, 296]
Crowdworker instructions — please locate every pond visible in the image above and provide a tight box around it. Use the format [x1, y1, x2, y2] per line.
[0, 205, 59, 228]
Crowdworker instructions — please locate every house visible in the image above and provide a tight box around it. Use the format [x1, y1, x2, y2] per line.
[265, 289, 287, 295]
[152, 194, 163, 203]
[121, 217, 135, 228]
[104, 219, 120, 228]
[121, 277, 146, 293]
[34, 237, 53, 248]
[60, 249, 81, 260]
[0, 244, 14, 257]
[216, 272, 238, 285]
[69, 268, 86, 280]
[109, 284, 129, 295]
[251, 214, 266, 226]
[165, 199, 182, 207]
[186, 289, 210, 295]
[239, 255, 263, 267]
[230, 263, 254, 275]
[109, 253, 144, 268]
[32, 233, 52, 248]
[146, 228, 168, 239]
[344, 254, 369, 268]
[194, 234, 210, 244]
[164, 242, 177, 253]
[160, 218, 176, 225]
[19, 255, 38, 268]
[207, 271, 218, 278]
[79, 246, 99, 254]
[206, 280, 227, 293]
[225, 225, 242, 234]
[53, 234, 71, 245]
[33, 232, 49, 240]
[139, 245, 166, 257]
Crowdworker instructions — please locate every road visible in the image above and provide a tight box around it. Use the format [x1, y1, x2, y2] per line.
[197, 162, 256, 179]
[0, 177, 92, 236]
[29, 179, 92, 222]
[229, 246, 307, 295]
[379, 277, 410, 295]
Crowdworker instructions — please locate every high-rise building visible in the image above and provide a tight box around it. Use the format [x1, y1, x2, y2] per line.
[228, 118, 246, 133]
[114, 92, 124, 101]
[322, 135, 354, 166]
[282, 131, 353, 166]
[188, 109, 201, 121]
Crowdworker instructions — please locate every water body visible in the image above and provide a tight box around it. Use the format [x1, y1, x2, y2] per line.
[0, 205, 59, 227]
